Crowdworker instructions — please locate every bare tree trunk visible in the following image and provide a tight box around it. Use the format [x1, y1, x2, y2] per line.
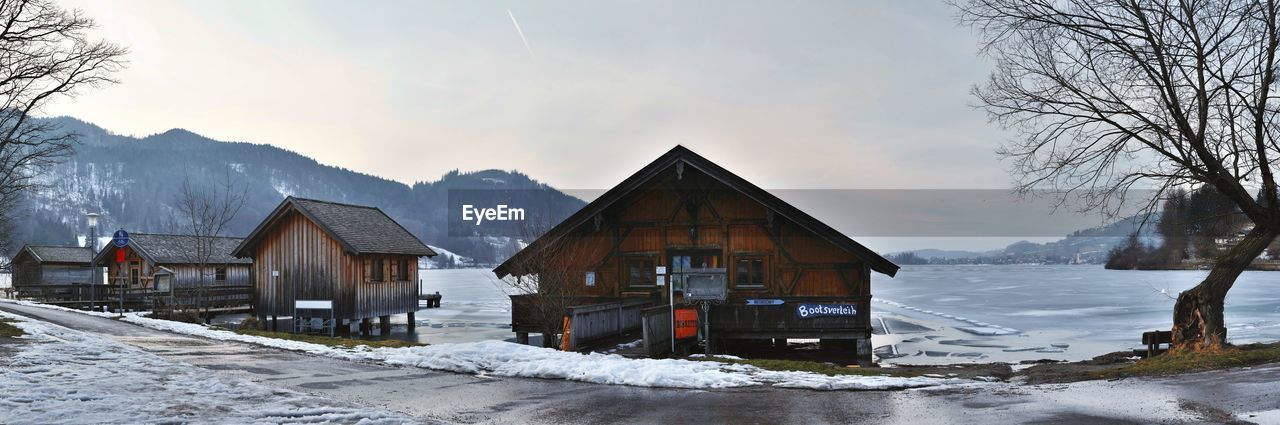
[1172, 225, 1278, 352]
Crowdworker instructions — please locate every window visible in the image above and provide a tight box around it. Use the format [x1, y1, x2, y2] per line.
[370, 257, 385, 282]
[398, 258, 411, 281]
[734, 257, 766, 288]
[215, 267, 227, 282]
[626, 257, 656, 288]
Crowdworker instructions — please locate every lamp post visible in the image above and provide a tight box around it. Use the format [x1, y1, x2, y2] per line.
[85, 212, 99, 310]
[85, 212, 99, 249]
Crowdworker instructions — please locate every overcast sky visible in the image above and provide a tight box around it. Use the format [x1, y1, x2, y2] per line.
[46, 0, 1103, 251]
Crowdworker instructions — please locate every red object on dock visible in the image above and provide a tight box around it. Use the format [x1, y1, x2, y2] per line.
[674, 308, 698, 340]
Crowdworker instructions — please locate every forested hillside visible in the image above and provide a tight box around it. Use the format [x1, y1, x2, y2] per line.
[10, 117, 585, 265]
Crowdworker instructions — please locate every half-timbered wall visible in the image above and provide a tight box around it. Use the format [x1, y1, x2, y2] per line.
[530, 165, 874, 338]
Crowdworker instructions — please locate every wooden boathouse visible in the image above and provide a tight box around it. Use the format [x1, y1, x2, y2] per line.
[91, 233, 253, 312]
[494, 145, 898, 363]
[232, 197, 436, 335]
[11, 245, 101, 300]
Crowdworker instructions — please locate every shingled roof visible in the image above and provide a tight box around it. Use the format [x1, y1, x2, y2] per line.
[17, 245, 95, 264]
[233, 197, 436, 257]
[92, 233, 251, 266]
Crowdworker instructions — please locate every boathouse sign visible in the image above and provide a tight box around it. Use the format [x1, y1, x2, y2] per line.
[796, 304, 857, 319]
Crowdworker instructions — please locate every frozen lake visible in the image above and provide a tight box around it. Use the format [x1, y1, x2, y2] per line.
[393, 265, 1280, 364]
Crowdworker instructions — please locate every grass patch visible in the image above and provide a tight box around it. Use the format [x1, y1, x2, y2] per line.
[231, 328, 423, 349]
[1096, 343, 1280, 379]
[695, 356, 927, 378]
[0, 318, 24, 338]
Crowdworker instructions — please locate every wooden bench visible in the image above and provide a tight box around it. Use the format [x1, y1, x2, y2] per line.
[1142, 330, 1172, 357]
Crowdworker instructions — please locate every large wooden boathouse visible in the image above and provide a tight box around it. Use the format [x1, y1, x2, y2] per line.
[494, 146, 898, 362]
[232, 197, 436, 334]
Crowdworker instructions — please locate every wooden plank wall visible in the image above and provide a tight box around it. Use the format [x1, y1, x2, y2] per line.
[254, 211, 356, 318]
[252, 210, 421, 320]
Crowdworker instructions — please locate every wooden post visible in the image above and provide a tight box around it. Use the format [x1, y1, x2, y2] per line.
[856, 338, 873, 367]
[773, 338, 787, 349]
[361, 318, 372, 336]
[338, 319, 350, 336]
[379, 315, 391, 334]
[270, 315, 278, 332]
[517, 332, 529, 345]
[406, 312, 415, 331]
[257, 315, 267, 331]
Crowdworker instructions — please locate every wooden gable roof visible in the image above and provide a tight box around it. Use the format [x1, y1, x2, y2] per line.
[232, 196, 436, 258]
[493, 145, 899, 278]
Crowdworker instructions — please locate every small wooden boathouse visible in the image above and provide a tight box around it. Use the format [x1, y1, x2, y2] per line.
[232, 197, 436, 334]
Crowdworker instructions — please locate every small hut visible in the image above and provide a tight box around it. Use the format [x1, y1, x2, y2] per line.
[11, 245, 101, 299]
[494, 146, 898, 363]
[91, 233, 253, 311]
[232, 197, 436, 334]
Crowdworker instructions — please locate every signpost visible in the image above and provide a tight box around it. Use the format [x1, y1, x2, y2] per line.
[112, 229, 129, 317]
[683, 269, 727, 354]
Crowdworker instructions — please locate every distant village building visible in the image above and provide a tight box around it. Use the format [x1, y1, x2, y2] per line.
[494, 146, 899, 363]
[11, 245, 101, 298]
[91, 233, 252, 310]
[232, 197, 436, 334]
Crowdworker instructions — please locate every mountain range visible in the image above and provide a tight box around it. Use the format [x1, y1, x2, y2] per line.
[889, 213, 1158, 265]
[10, 117, 586, 266]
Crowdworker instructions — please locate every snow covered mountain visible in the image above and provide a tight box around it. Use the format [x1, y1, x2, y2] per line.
[12, 117, 585, 265]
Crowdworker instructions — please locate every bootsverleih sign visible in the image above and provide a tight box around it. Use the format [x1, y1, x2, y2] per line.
[796, 304, 857, 319]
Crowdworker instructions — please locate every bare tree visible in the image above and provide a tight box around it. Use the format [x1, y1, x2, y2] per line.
[954, 0, 1280, 351]
[0, 0, 126, 255]
[497, 220, 597, 348]
[173, 171, 246, 323]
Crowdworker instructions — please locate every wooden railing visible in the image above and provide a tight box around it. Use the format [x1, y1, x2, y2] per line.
[563, 298, 653, 351]
[12, 283, 252, 313]
[640, 305, 673, 357]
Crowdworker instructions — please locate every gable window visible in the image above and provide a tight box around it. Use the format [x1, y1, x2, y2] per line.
[370, 257, 386, 282]
[733, 256, 766, 289]
[626, 257, 656, 288]
[215, 267, 227, 282]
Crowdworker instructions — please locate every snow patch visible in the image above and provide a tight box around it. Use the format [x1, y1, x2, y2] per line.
[0, 310, 415, 424]
[1, 299, 972, 391]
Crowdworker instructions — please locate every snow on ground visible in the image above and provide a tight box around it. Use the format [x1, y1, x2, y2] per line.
[0, 299, 973, 391]
[0, 310, 418, 425]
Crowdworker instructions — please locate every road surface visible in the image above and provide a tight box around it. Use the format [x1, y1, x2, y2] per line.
[2, 302, 1277, 424]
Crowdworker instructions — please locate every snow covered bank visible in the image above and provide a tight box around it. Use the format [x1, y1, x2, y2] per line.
[0, 299, 973, 391]
[0, 310, 416, 424]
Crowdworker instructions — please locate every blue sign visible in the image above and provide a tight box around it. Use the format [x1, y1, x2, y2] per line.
[112, 229, 130, 248]
[796, 304, 857, 319]
[746, 299, 784, 306]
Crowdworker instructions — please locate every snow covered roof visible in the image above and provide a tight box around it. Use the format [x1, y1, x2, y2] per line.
[494, 145, 899, 278]
[17, 245, 95, 264]
[232, 197, 436, 257]
[91, 233, 251, 266]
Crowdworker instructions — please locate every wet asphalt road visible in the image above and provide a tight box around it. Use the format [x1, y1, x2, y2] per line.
[2, 302, 1277, 424]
